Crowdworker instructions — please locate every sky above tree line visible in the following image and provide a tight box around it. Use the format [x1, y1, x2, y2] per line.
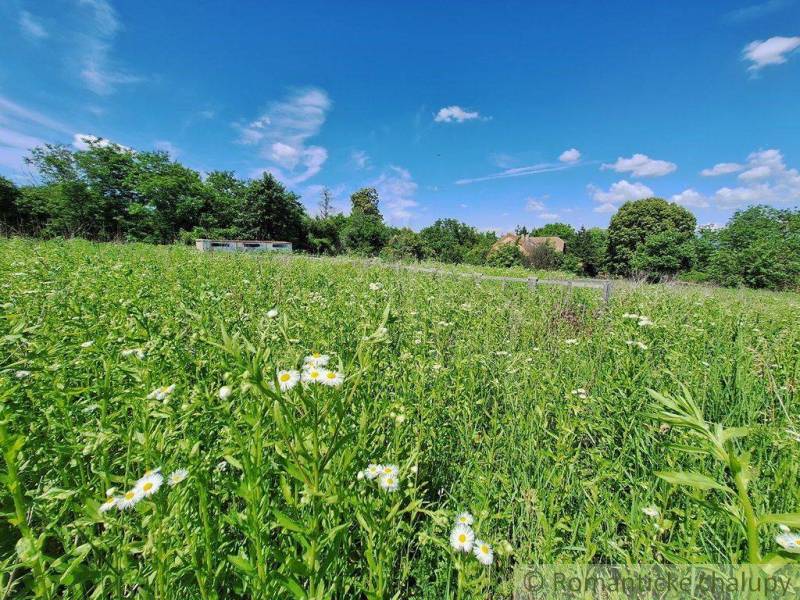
[1, 0, 799, 233]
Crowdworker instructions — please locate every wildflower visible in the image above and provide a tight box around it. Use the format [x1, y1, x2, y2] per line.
[395, 413, 406, 423]
[622, 313, 639, 320]
[117, 488, 143, 510]
[779, 524, 791, 533]
[357, 470, 365, 480]
[787, 429, 800, 443]
[147, 384, 176, 400]
[267, 308, 278, 318]
[450, 524, 475, 552]
[105, 487, 117, 497]
[321, 369, 344, 387]
[218, 385, 232, 400]
[410, 465, 418, 474]
[369, 282, 382, 291]
[301, 367, 325, 384]
[564, 338, 578, 345]
[365, 464, 383, 480]
[380, 464, 399, 478]
[99, 497, 117, 513]
[455, 512, 474, 527]
[121, 348, 146, 359]
[642, 506, 660, 519]
[571, 388, 588, 399]
[775, 532, 800, 553]
[473, 540, 494, 565]
[626, 340, 648, 350]
[136, 471, 164, 497]
[637, 316, 653, 327]
[379, 473, 399, 492]
[80, 340, 94, 349]
[14, 370, 31, 379]
[276, 369, 300, 391]
[304, 352, 330, 367]
[168, 468, 188, 486]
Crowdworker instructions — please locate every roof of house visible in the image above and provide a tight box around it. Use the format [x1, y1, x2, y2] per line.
[493, 234, 565, 255]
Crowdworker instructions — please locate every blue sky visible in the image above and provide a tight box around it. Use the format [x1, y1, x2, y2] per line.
[1, 0, 799, 232]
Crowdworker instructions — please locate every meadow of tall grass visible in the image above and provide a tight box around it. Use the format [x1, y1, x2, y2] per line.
[1, 239, 799, 598]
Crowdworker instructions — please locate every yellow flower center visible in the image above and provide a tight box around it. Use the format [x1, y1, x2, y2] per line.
[326, 372, 336, 379]
[312, 353, 320, 358]
[125, 491, 135, 500]
[386, 478, 394, 485]
[280, 373, 290, 382]
[481, 545, 489, 553]
[143, 482, 153, 492]
[458, 534, 467, 543]
[311, 371, 319, 378]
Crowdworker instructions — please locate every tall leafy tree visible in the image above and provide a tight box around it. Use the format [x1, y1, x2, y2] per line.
[569, 227, 607, 276]
[607, 198, 696, 275]
[237, 173, 309, 245]
[350, 187, 381, 217]
[0, 176, 21, 231]
[419, 219, 479, 263]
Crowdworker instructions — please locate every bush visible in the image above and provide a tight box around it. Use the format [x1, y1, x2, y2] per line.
[486, 243, 524, 268]
[525, 243, 563, 270]
[381, 228, 423, 261]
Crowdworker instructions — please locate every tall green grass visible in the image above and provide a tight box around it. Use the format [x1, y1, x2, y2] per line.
[1, 239, 799, 598]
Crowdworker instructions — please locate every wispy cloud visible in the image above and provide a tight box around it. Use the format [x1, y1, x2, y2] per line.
[372, 165, 419, 223]
[455, 162, 571, 185]
[434, 105, 485, 123]
[588, 180, 654, 212]
[237, 87, 332, 185]
[602, 153, 676, 177]
[700, 162, 743, 176]
[351, 149, 370, 169]
[725, 0, 794, 23]
[76, 0, 143, 95]
[19, 10, 48, 39]
[743, 36, 800, 71]
[154, 140, 180, 157]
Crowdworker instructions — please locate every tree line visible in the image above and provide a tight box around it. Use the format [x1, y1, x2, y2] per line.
[1, 139, 798, 290]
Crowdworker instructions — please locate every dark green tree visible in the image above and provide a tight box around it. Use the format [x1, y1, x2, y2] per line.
[0, 176, 21, 232]
[381, 227, 424, 261]
[568, 227, 607, 276]
[606, 198, 696, 275]
[419, 219, 479, 263]
[237, 173, 309, 245]
[486, 242, 524, 268]
[309, 213, 348, 255]
[532, 222, 576, 245]
[350, 187, 381, 217]
[342, 211, 388, 255]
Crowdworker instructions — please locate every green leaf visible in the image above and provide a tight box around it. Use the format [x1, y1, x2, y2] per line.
[273, 509, 307, 534]
[721, 427, 751, 444]
[227, 554, 255, 575]
[655, 471, 731, 493]
[760, 513, 800, 528]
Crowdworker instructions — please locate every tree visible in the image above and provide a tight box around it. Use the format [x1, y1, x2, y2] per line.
[463, 231, 498, 265]
[606, 198, 696, 276]
[532, 222, 576, 245]
[342, 211, 388, 255]
[709, 206, 800, 290]
[319, 187, 335, 219]
[203, 171, 247, 232]
[308, 213, 348, 255]
[630, 229, 695, 279]
[569, 227, 607, 276]
[237, 173, 309, 245]
[526, 243, 563, 270]
[514, 225, 529, 236]
[419, 219, 479, 263]
[350, 187, 381, 218]
[381, 227, 424, 261]
[0, 176, 21, 232]
[486, 242, 523, 268]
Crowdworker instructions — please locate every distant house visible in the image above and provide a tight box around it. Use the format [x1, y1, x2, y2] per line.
[195, 239, 292, 253]
[492, 234, 565, 258]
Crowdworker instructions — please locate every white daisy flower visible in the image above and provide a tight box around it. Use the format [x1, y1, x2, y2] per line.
[301, 367, 325, 384]
[304, 352, 330, 367]
[473, 540, 494, 565]
[365, 464, 383, 480]
[642, 505, 660, 519]
[380, 464, 399, 478]
[14, 370, 31, 379]
[80, 340, 94, 349]
[167, 468, 188, 486]
[378, 473, 399, 492]
[455, 512, 474, 527]
[116, 488, 143, 510]
[564, 338, 578, 345]
[450, 524, 475, 552]
[321, 369, 344, 387]
[410, 465, 418, 474]
[776, 532, 800, 553]
[779, 524, 791, 533]
[147, 385, 176, 400]
[267, 308, 278, 318]
[622, 313, 639, 320]
[135, 471, 164, 497]
[276, 370, 300, 391]
[121, 348, 145, 359]
[357, 470, 365, 480]
[369, 282, 382, 291]
[638, 317, 653, 327]
[99, 497, 117, 513]
[105, 487, 117, 497]
[218, 385, 232, 400]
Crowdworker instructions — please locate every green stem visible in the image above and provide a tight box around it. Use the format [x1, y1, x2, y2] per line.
[732, 466, 761, 564]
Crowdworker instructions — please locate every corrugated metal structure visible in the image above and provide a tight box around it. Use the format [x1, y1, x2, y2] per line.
[195, 239, 292, 252]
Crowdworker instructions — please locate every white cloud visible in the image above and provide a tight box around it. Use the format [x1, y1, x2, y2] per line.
[73, 133, 130, 152]
[0, 96, 73, 135]
[237, 87, 332, 185]
[671, 188, 710, 208]
[726, 0, 793, 22]
[77, 0, 143, 94]
[525, 197, 545, 212]
[434, 105, 481, 123]
[538, 212, 560, 220]
[602, 153, 677, 177]
[154, 140, 179, 157]
[19, 11, 48, 39]
[743, 36, 800, 71]
[372, 166, 419, 223]
[588, 179, 654, 212]
[351, 150, 370, 169]
[456, 162, 571, 185]
[707, 148, 800, 208]
[559, 148, 581, 163]
[700, 162, 743, 176]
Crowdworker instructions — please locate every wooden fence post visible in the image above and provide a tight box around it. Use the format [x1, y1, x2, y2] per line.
[603, 281, 612, 303]
[527, 277, 538, 291]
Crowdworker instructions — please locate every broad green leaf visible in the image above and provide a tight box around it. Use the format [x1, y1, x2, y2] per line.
[655, 471, 731, 492]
